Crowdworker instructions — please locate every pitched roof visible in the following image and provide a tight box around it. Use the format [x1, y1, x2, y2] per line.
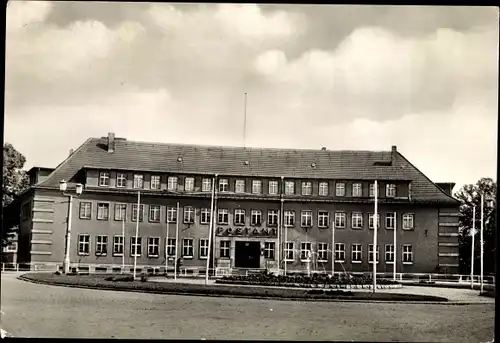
[36, 136, 459, 205]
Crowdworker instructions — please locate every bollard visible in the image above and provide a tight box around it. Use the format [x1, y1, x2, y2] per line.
[16, 264, 19, 272]
[1, 263, 4, 272]
[429, 274, 432, 282]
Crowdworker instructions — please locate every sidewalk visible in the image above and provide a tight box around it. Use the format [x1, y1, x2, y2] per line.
[149, 276, 495, 303]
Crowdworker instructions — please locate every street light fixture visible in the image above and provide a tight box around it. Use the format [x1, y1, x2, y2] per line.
[59, 180, 83, 274]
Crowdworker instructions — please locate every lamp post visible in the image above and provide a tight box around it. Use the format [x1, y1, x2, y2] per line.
[59, 180, 83, 274]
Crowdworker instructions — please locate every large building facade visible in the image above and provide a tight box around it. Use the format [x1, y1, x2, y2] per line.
[17, 133, 461, 274]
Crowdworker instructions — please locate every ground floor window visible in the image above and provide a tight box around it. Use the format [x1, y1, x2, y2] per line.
[351, 244, 362, 263]
[220, 240, 230, 258]
[335, 243, 345, 262]
[403, 245, 413, 264]
[95, 235, 108, 256]
[368, 244, 380, 264]
[148, 237, 160, 257]
[385, 244, 394, 263]
[317, 243, 328, 262]
[113, 236, 124, 256]
[199, 239, 209, 259]
[300, 242, 312, 261]
[183, 238, 194, 258]
[166, 238, 176, 256]
[130, 237, 142, 257]
[284, 242, 294, 261]
[78, 234, 90, 255]
[264, 242, 275, 259]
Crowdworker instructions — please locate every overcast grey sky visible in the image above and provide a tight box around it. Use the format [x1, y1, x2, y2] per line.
[5, 2, 499, 190]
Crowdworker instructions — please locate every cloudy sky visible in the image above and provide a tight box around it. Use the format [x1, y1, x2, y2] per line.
[5, 2, 499, 191]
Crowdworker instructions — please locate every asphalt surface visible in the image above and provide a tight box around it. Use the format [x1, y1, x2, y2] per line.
[1, 273, 495, 341]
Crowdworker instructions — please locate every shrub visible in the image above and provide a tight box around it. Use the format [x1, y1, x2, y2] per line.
[54, 271, 61, 275]
[140, 273, 148, 282]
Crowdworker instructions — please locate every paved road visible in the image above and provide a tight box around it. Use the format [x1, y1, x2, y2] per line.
[1, 273, 495, 341]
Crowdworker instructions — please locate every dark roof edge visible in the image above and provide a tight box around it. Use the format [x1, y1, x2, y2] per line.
[38, 138, 93, 187]
[396, 151, 460, 206]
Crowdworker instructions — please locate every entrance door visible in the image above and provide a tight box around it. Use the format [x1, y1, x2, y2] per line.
[235, 241, 261, 268]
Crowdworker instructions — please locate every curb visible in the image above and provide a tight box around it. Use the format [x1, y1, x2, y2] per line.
[17, 275, 493, 305]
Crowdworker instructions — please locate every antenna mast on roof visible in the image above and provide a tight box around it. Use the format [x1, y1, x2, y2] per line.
[243, 92, 247, 148]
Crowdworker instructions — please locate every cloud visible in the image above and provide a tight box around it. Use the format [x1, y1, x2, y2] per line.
[6, 0, 53, 32]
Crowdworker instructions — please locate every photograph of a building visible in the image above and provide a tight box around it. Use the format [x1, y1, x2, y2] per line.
[17, 132, 460, 274]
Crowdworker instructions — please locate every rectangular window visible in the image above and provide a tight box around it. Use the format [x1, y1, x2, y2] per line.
[79, 202, 92, 219]
[114, 203, 127, 221]
[166, 238, 176, 256]
[234, 209, 245, 225]
[334, 212, 346, 228]
[184, 177, 195, 191]
[167, 206, 177, 223]
[199, 239, 209, 259]
[352, 183, 362, 197]
[402, 245, 413, 263]
[133, 174, 144, 189]
[167, 176, 178, 191]
[351, 212, 363, 229]
[200, 208, 211, 224]
[403, 214, 414, 230]
[301, 242, 312, 261]
[352, 244, 362, 263]
[385, 244, 394, 263]
[5, 242, 17, 252]
[301, 181, 312, 195]
[184, 206, 194, 223]
[235, 180, 245, 193]
[113, 235, 124, 256]
[267, 210, 278, 226]
[252, 180, 262, 194]
[131, 204, 144, 222]
[149, 205, 161, 222]
[148, 237, 160, 257]
[116, 173, 127, 188]
[268, 181, 278, 195]
[319, 182, 329, 196]
[202, 178, 212, 192]
[219, 179, 229, 192]
[130, 237, 142, 257]
[386, 184, 396, 197]
[220, 240, 230, 258]
[285, 181, 295, 195]
[284, 242, 294, 261]
[301, 210, 312, 227]
[182, 238, 194, 258]
[318, 211, 329, 228]
[99, 172, 110, 187]
[369, 183, 378, 198]
[386, 213, 395, 229]
[264, 242, 275, 259]
[284, 210, 295, 227]
[368, 244, 380, 263]
[218, 209, 229, 225]
[95, 235, 108, 256]
[97, 203, 110, 220]
[317, 243, 328, 262]
[336, 182, 346, 196]
[78, 234, 90, 255]
[335, 243, 345, 262]
[151, 175, 161, 190]
[368, 213, 381, 230]
[251, 210, 262, 226]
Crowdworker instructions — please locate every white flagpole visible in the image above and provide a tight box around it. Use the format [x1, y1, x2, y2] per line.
[393, 211, 397, 281]
[332, 220, 335, 276]
[121, 214, 125, 274]
[212, 178, 218, 275]
[133, 191, 141, 279]
[205, 175, 216, 285]
[373, 180, 378, 293]
[165, 213, 170, 277]
[174, 202, 180, 281]
[284, 224, 288, 276]
[471, 205, 476, 289]
[279, 176, 284, 274]
[480, 194, 484, 293]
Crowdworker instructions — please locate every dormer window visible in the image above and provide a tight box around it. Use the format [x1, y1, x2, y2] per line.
[116, 173, 127, 188]
[167, 176, 178, 191]
[301, 182, 312, 195]
[352, 183, 362, 197]
[386, 184, 396, 197]
[99, 172, 110, 187]
[133, 174, 144, 189]
[219, 179, 229, 192]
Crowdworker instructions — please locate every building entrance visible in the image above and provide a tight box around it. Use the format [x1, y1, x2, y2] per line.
[234, 241, 261, 268]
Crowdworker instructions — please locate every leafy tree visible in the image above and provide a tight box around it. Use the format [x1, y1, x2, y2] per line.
[2, 143, 29, 247]
[455, 177, 496, 275]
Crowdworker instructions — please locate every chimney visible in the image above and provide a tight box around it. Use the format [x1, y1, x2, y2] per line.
[69, 149, 74, 156]
[108, 132, 115, 153]
[391, 145, 397, 164]
[321, 147, 327, 151]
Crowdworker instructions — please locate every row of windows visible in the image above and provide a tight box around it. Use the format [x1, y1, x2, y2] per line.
[79, 202, 415, 230]
[98, 171, 399, 197]
[76, 234, 414, 264]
